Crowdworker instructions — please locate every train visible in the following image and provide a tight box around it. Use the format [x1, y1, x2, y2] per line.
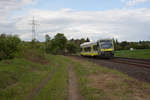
[80, 39, 114, 58]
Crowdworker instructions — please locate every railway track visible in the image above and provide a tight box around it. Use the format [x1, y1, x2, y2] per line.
[109, 57, 150, 68]
[71, 55, 150, 68]
[71, 55, 150, 83]
[72, 55, 150, 68]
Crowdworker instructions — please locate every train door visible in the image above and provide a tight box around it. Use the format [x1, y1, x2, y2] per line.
[97, 41, 101, 56]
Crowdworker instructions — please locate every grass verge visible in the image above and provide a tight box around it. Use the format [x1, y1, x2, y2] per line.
[0, 55, 59, 100]
[70, 57, 150, 100]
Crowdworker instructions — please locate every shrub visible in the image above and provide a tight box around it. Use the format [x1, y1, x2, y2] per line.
[0, 34, 21, 60]
[66, 42, 78, 54]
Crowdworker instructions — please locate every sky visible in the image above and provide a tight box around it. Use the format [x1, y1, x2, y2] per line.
[0, 0, 150, 41]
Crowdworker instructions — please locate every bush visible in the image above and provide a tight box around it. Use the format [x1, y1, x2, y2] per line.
[66, 42, 78, 54]
[0, 34, 21, 60]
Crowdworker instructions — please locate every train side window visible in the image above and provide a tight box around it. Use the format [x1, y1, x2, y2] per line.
[87, 47, 91, 52]
[84, 47, 88, 52]
[84, 47, 91, 52]
[89, 47, 91, 52]
[93, 45, 98, 51]
[84, 47, 86, 52]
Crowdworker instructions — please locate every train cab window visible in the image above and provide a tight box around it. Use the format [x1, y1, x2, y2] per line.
[84, 47, 91, 52]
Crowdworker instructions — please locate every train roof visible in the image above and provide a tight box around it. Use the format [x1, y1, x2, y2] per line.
[97, 38, 113, 42]
[80, 41, 97, 47]
[80, 38, 113, 47]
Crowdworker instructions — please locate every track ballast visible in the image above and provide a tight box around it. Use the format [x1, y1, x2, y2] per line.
[72, 55, 150, 83]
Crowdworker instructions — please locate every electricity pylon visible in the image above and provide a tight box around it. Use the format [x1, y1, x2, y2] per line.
[30, 17, 39, 41]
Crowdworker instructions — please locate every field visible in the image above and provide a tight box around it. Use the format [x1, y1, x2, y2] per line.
[0, 55, 150, 100]
[115, 49, 150, 59]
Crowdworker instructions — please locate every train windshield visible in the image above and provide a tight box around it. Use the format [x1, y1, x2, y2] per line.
[100, 40, 113, 49]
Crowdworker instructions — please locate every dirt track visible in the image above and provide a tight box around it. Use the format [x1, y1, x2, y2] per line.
[68, 65, 80, 100]
[24, 64, 80, 100]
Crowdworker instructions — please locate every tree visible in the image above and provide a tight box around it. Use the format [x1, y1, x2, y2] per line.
[80, 38, 86, 44]
[47, 33, 67, 54]
[66, 42, 78, 54]
[113, 38, 120, 50]
[45, 34, 51, 53]
[53, 33, 67, 50]
[45, 34, 51, 42]
[86, 38, 90, 42]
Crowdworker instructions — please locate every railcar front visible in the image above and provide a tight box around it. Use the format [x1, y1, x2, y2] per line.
[98, 39, 114, 58]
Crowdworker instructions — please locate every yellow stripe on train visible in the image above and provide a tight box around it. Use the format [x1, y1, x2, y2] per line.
[101, 48, 113, 52]
[80, 52, 99, 56]
[81, 48, 113, 56]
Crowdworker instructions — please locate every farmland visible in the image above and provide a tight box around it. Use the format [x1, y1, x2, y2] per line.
[115, 49, 150, 59]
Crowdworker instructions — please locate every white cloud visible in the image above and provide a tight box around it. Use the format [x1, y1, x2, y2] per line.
[1, 7, 150, 41]
[121, 0, 150, 6]
[120, 0, 126, 2]
[0, 0, 39, 38]
[0, 0, 39, 22]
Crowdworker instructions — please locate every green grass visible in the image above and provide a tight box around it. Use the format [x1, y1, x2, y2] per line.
[0, 55, 61, 100]
[35, 56, 70, 100]
[115, 49, 150, 59]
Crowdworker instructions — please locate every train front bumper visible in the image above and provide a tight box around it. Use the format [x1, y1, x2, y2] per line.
[101, 51, 114, 57]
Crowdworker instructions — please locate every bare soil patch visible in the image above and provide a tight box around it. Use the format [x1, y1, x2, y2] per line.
[88, 73, 150, 100]
[25, 55, 49, 64]
[24, 49, 50, 64]
[68, 65, 80, 100]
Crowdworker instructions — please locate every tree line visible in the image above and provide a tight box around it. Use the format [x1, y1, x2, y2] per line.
[0, 33, 150, 60]
[113, 39, 150, 50]
[0, 33, 90, 60]
[45, 33, 90, 54]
